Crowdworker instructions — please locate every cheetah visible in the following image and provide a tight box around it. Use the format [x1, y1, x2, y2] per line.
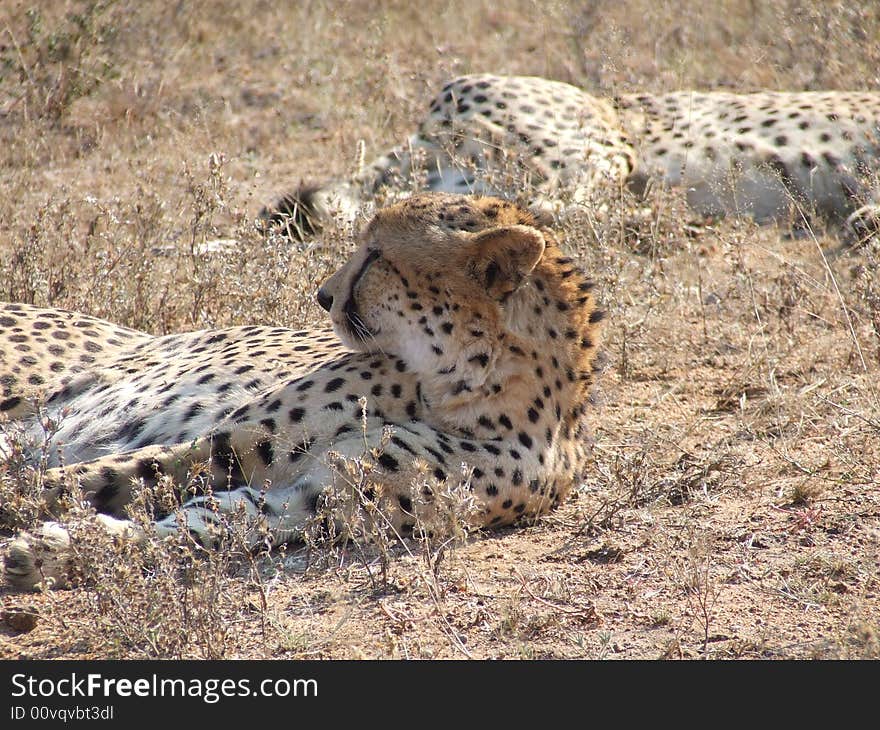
[1, 193, 603, 590]
[262, 74, 880, 242]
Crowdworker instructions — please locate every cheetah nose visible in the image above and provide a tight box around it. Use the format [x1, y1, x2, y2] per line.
[317, 287, 333, 312]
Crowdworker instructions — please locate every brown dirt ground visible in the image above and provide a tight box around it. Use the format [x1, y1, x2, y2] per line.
[0, 0, 878, 659]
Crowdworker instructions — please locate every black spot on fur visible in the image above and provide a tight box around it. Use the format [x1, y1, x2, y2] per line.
[99, 466, 119, 486]
[378, 453, 400, 471]
[391, 436, 417, 455]
[256, 439, 274, 466]
[289, 407, 305, 423]
[136, 459, 162, 481]
[0, 396, 21, 412]
[288, 437, 314, 463]
[94, 483, 120, 509]
[484, 261, 500, 288]
[325, 377, 345, 393]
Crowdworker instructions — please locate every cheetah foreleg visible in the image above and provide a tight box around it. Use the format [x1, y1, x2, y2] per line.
[151, 483, 316, 550]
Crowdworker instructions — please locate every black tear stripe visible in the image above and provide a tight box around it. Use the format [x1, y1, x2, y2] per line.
[342, 250, 381, 326]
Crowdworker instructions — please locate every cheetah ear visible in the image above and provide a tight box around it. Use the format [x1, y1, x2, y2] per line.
[466, 225, 546, 301]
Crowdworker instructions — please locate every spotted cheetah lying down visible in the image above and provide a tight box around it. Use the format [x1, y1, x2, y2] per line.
[263, 74, 880, 241]
[1, 193, 603, 590]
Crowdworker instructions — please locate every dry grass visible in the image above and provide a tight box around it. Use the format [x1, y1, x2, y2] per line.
[1, 0, 879, 659]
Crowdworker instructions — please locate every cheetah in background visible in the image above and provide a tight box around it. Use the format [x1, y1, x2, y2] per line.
[262, 74, 880, 242]
[1, 193, 604, 590]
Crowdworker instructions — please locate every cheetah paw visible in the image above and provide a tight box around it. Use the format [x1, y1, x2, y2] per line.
[3, 515, 145, 591]
[3, 522, 73, 591]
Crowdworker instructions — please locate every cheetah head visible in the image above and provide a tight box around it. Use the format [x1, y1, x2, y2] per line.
[317, 192, 602, 425]
[318, 193, 546, 366]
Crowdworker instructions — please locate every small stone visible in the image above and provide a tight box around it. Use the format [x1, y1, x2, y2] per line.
[2, 607, 39, 633]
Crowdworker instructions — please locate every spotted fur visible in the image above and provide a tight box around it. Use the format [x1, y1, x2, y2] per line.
[2, 193, 603, 590]
[262, 74, 880, 240]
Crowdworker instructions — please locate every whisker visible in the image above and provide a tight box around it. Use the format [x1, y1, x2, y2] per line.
[350, 313, 385, 354]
